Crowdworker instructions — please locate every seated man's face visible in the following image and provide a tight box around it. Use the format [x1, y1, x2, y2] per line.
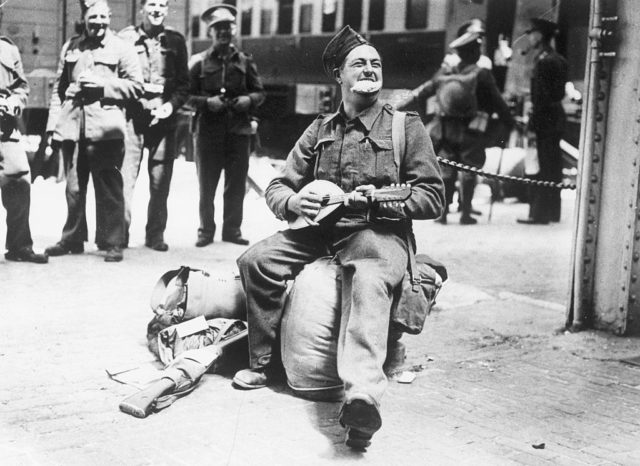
[339, 45, 383, 95]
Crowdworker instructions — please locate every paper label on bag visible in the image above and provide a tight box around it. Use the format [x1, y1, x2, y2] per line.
[175, 315, 209, 338]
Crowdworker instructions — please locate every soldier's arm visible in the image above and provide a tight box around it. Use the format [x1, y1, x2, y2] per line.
[371, 114, 445, 221]
[186, 55, 209, 111]
[4, 43, 28, 115]
[265, 118, 322, 221]
[46, 41, 70, 133]
[168, 34, 189, 111]
[396, 78, 436, 112]
[479, 68, 514, 126]
[243, 54, 265, 110]
[102, 41, 144, 103]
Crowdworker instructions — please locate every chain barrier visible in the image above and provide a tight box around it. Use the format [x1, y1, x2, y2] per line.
[437, 156, 577, 190]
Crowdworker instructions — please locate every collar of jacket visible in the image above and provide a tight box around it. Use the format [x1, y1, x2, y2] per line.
[454, 62, 479, 74]
[80, 28, 114, 48]
[135, 24, 165, 43]
[207, 43, 239, 61]
[323, 99, 385, 133]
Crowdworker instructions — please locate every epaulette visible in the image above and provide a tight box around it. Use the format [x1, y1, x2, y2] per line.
[0, 36, 15, 46]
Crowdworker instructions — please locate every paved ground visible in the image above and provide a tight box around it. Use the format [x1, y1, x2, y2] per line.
[1, 159, 639, 465]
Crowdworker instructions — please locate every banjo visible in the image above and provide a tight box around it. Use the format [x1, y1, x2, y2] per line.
[288, 179, 411, 230]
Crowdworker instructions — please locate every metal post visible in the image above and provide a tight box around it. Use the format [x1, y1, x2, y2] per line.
[567, 0, 604, 330]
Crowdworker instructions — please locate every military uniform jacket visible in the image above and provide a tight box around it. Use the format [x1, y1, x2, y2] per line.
[188, 44, 265, 135]
[46, 29, 143, 141]
[0, 37, 28, 117]
[403, 63, 513, 125]
[0, 36, 30, 177]
[530, 46, 568, 134]
[117, 24, 189, 127]
[265, 101, 445, 228]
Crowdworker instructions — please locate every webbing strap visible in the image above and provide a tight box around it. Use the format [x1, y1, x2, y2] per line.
[391, 110, 406, 180]
[391, 111, 420, 292]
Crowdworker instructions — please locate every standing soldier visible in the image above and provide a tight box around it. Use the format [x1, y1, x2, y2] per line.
[45, 0, 143, 262]
[517, 18, 568, 225]
[118, 0, 189, 252]
[0, 32, 48, 264]
[397, 21, 513, 224]
[188, 4, 265, 247]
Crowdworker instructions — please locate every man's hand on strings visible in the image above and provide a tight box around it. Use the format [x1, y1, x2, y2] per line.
[344, 184, 375, 209]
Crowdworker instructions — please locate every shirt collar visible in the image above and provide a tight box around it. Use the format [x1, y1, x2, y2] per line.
[81, 28, 113, 48]
[323, 99, 384, 132]
[208, 43, 239, 60]
[137, 24, 165, 41]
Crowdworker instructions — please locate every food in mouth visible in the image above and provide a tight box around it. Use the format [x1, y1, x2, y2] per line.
[351, 80, 382, 94]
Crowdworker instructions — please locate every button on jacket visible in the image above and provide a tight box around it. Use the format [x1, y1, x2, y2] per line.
[46, 29, 143, 141]
[265, 101, 445, 228]
[188, 44, 265, 135]
[118, 24, 189, 127]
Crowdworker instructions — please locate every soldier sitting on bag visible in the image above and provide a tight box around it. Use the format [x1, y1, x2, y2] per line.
[233, 26, 445, 450]
[0, 30, 48, 264]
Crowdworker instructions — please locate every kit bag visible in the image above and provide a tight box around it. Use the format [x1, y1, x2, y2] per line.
[281, 258, 343, 400]
[435, 65, 480, 119]
[390, 253, 446, 334]
[281, 256, 445, 398]
[435, 64, 489, 133]
[147, 266, 246, 356]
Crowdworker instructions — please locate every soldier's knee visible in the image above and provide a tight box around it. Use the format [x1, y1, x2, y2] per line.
[237, 243, 263, 272]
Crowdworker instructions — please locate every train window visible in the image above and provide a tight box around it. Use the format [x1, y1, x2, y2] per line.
[241, 6, 252, 36]
[278, 0, 294, 34]
[261, 9, 274, 35]
[343, 0, 363, 31]
[322, 0, 337, 32]
[406, 0, 428, 29]
[300, 3, 313, 33]
[260, 0, 276, 35]
[369, 0, 385, 31]
[191, 15, 201, 39]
